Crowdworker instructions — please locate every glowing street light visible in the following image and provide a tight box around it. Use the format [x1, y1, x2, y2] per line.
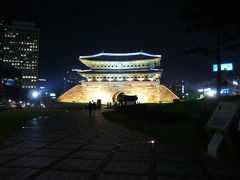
[32, 91, 39, 98]
[150, 140, 155, 144]
[147, 140, 156, 145]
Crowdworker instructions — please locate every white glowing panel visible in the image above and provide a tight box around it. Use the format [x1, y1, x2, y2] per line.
[50, 93, 56, 97]
[233, 81, 238, 85]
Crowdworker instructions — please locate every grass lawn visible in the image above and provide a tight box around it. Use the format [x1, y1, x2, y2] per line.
[102, 97, 240, 159]
[103, 109, 208, 153]
[0, 108, 75, 142]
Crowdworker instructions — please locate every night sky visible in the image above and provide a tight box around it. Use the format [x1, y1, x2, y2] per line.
[1, 0, 239, 91]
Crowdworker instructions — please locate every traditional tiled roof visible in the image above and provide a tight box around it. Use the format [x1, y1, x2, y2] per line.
[74, 68, 162, 74]
[79, 52, 161, 61]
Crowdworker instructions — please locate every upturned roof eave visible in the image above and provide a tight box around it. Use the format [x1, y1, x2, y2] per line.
[76, 69, 162, 74]
[79, 52, 161, 59]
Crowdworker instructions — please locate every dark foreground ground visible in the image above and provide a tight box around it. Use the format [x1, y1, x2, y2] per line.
[0, 110, 239, 180]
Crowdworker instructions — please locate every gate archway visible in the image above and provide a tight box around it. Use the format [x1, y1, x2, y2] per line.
[112, 91, 125, 102]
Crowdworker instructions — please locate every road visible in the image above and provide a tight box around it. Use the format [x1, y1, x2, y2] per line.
[0, 110, 239, 180]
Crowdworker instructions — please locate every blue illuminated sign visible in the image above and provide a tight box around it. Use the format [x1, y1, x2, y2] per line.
[220, 88, 230, 94]
[5, 79, 15, 86]
[213, 63, 233, 72]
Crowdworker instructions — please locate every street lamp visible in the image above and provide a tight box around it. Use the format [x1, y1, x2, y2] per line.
[32, 91, 39, 98]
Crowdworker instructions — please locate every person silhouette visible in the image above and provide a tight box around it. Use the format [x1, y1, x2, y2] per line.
[88, 101, 93, 115]
[93, 101, 97, 115]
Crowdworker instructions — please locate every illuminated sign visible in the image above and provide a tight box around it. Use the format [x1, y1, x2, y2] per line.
[233, 81, 238, 85]
[198, 88, 211, 92]
[213, 63, 233, 72]
[181, 85, 184, 94]
[221, 88, 230, 94]
[50, 93, 56, 97]
[198, 88, 230, 96]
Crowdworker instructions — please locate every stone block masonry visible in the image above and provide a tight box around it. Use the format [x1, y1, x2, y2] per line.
[57, 81, 179, 103]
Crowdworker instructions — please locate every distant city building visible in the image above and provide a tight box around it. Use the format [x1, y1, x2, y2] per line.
[175, 77, 240, 100]
[38, 78, 47, 90]
[196, 78, 240, 98]
[0, 19, 39, 89]
[0, 61, 21, 101]
[58, 52, 178, 103]
[170, 80, 186, 98]
[37, 78, 57, 106]
[63, 70, 86, 92]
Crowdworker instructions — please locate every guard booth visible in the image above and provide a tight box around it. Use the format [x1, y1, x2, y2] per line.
[97, 99, 101, 109]
[118, 94, 138, 106]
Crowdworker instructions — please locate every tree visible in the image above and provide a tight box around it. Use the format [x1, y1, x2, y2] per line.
[181, 0, 240, 97]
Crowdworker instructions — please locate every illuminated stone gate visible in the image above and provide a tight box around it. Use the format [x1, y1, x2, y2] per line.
[57, 52, 178, 103]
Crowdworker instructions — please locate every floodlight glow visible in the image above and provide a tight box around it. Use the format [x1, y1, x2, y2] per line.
[205, 90, 217, 97]
[32, 91, 39, 98]
[213, 63, 233, 72]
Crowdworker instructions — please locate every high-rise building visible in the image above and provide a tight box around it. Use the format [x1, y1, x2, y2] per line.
[170, 80, 186, 98]
[0, 20, 39, 89]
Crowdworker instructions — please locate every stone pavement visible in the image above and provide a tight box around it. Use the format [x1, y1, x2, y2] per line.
[0, 110, 239, 180]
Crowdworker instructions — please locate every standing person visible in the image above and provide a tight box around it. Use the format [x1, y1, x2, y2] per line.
[93, 101, 97, 115]
[88, 101, 93, 115]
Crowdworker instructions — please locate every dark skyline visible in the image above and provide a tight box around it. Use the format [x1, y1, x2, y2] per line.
[1, 0, 239, 91]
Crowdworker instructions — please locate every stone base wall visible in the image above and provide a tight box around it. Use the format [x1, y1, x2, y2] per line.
[57, 81, 179, 103]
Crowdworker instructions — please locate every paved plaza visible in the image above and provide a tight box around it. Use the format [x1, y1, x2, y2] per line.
[0, 110, 239, 180]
